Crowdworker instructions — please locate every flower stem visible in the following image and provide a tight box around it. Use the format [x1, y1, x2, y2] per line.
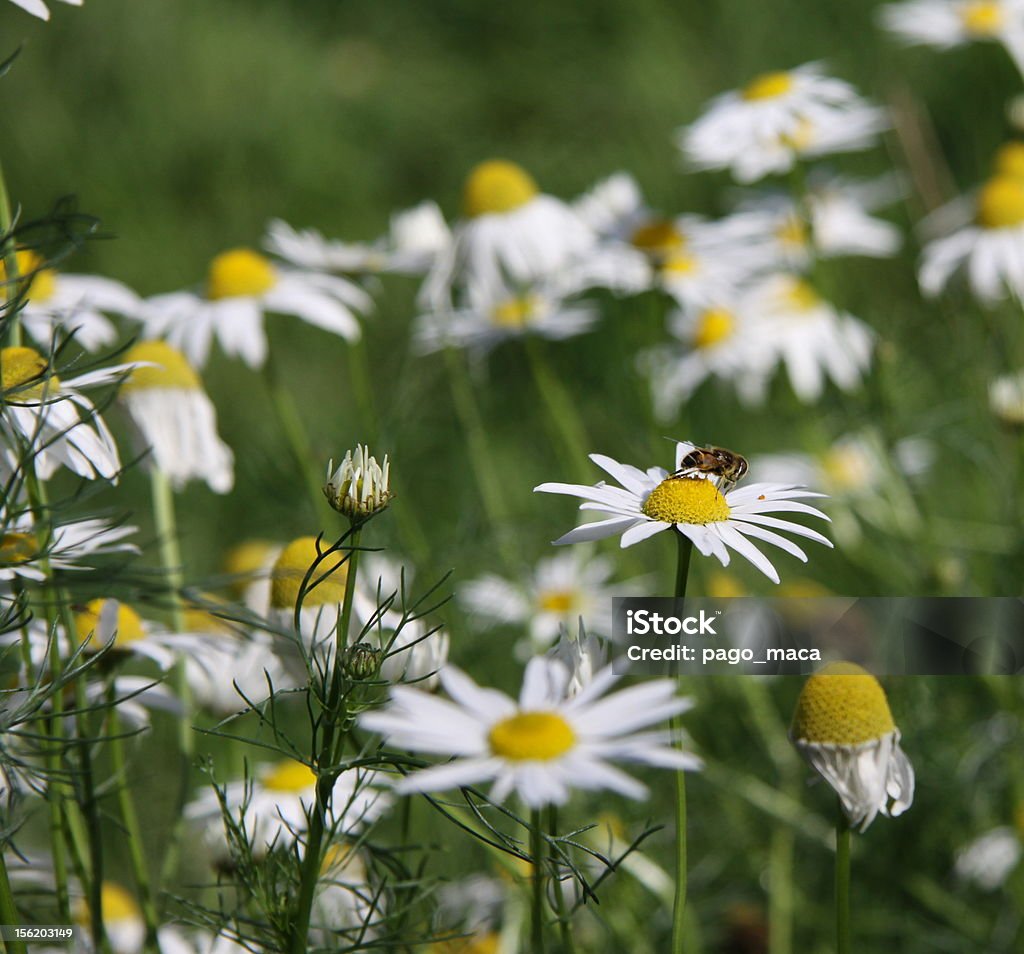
[547, 807, 577, 954]
[530, 809, 546, 954]
[0, 849, 27, 954]
[0, 157, 23, 347]
[835, 802, 851, 954]
[670, 532, 693, 954]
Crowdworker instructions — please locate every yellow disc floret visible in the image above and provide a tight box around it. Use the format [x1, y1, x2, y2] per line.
[206, 248, 277, 300]
[262, 758, 316, 792]
[743, 71, 794, 101]
[631, 219, 685, 258]
[489, 711, 576, 761]
[994, 141, 1024, 179]
[1, 345, 58, 401]
[977, 175, 1024, 228]
[783, 277, 822, 312]
[463, 160, 539, 218]
[120, 341, 201, 394]
[0, 532, 39, 566]
[693, 308, 735, 349]
[75, 882, 141, 928]
[642, 477, 730, 525]
[74, 599, 146, 650]
[777, 214, 808, 248]
[961, 1, 1004, 35]
[790, 661, 896, 746]
[538, 590, 576, 613]
[0, 251, 57, 304]
[270, 536, 348, 610]
[491, 295, 538, 328]
[223, 538, 278, 597]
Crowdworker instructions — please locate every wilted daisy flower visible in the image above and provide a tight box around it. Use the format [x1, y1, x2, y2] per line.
[954, 824, 1022, 890]
[324, 445, 392, 521]
[919, 173, 1024, 301]
[0, 345, 123, 481]
[360, 656, 701, 807]
[186, 758, 390, 861]
[143, 248, 372, 369]
[459, 550, 638, 653]
[789, 661, 915, 831]
[547, 625, 608, 697]
[747, 274, 875, 401]
[7, 0, 81, 21]
[118, 341, 234, 493]
[880, 0, 1024, 67]
[266, 201, 451, 276]
[678, 63, 887, 183]
[535, 441, 832, 585]
[990, 369, 1024, 425]
[1, 251, 142, 352]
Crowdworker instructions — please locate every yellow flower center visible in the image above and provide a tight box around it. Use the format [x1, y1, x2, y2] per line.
[783, 277, 822, 312]
[994, 141, 1024, 178]
[0, 532, 38, 566]
[779, 117, 816, 152]
[821, 445, 872, 491]
[977, 175, 1024, 228]
[0, 251, 57, 304]
[74, 599, 146, 649]
[630, 219, 686, 258]
[223, 538, 277, 596]
[206, 248, 277, 300]
[693, 308, 735, 349]
[182, 607, 232, 633]
[706, 571, 747, 598]
[75, 882, 141, 928]
[743, 71, 794, 101]
[121, 340, 201, 393]
[262, 758, 316, 792]
[462, 160, 539, 218]
[270, 536, 349, 610]
[491, 295, 537, 328]
[663, 251, 699, 276]
[1, 345, 59, 401]
[430, 934, 500, 954]
[488, 711, 576, 761]
[641, 476, 730, 525]
[961, 1, 1004, 35]
[538, 589, 576, 613]
[790, 661, 896, 746]
[777, 214, 808, 248]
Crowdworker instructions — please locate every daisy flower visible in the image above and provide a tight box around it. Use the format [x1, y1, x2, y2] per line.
[186, 757, 390, 861]
[324, 444, 392, 522]
[990, 369, 1024, 425]
[359, 655, 701, 808]
[534, 441, 832, 585]
[789, 661, 915, 831]
[143, 247, 372, 369]
[118, 340, 234, 493]
[919, 173, 1024, 302]
[459, 550, 640, 653]
[677, 63, 887, 183]
[266, 201, 452, 276]
[6, 0, 81, 21]
[547, 624, 609, 697]
[0, 346, 123, 481]
[222, 538, 283, 614]
[954, 824, 1023, 890]
[1, 251, 142, 352]
[74, 882, 144, 954]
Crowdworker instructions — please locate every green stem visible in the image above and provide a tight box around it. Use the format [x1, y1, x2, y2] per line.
[670, 532, 693, 954]
[0, 157, 22, 347]
[530, 809, 546, 954]
[768, 822, 795, 954]
[548, 807, 576, 954]
[835, 803, 851, 954]
[0, 848, 27, 954]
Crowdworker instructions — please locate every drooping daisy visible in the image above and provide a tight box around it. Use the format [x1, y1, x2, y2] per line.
[143, 248, 372, 369]
[1, 251, 142, 352]
[421, 159, 595, 307]
[0, 346, 124, 481]
[459, 550, 640, 653]
[990, 369, 1024, 425]
[186, 757, 390, 862]
[919, 173, 1024, 302]
[535, 442, 832, 584]
[789, 661, 915, 831]
[677, 63, 888, 183]
[746, 274, 875, 401]
[6, 0, 81, 21]
[265, 201, 452, 276]
[360, 656, 701, 808]
[118, 340, 234, 493]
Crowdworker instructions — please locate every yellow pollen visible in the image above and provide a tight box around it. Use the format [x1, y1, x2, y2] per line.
[777, 214, 808, 248]
[0, 532, 38, 566]
[641, 476, 730, 525]
[1, 345, 59, 401]
[488, 711, 576, 761]
[270, 536, 349, 610]
[693, 308, 735, 349]
[462, 160, 539, 217]
[538, 590, 576, 613]
[491, 295, 537, 328]
[121, 341, 201, 393]
[961, 1, 1004, 34]
[74, 599, 146, 650]
[0, 251, 57, 304]
[791, 661, 896, 746]
[630, 219, 686, 259]
[743, 71, 795, 101]
[75, 882, 141, 928]
[262, 758, 316, 792]
[206, 248, 277, 300]
[994, 141, 1024, 179]
[783, 277, 822, 312]
[977, 175, 1024, 228]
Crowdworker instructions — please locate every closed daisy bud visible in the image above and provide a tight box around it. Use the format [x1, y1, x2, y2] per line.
[343, 642, 382, 680]
[324, 445, 392, 522]
[790, 662, 915, 831]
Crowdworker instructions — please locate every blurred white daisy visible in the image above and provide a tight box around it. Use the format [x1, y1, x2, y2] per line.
[534, 441, 832, 584]
[265, 201, 451, 276]
[547, 624, 609, 697]
[990, 369, 1024, 425]
[118, 340, 234, 493]
[2, 251, 141, 352]
[360, 655, 701, 808]
[790, 662, 915, 831]
[954, 825, 1022, 890]
[678, 63, 887, 183]
[459, 550, 639, 654]
[144, 248, 372, 369]
[919, 174, 1024, 302]
[74, 881, 144, 954]
[0, 345, 124, 481]
[747, 274, 875, 401]
[311, 845, 380, 942]
[186, 758, 390, 861]
[6, 0, 81, 21]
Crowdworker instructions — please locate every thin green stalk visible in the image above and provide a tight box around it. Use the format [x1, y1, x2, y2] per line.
[835, 803, 851, 954]
[768, 822, 795, 954]
[670, 532, 693, 954]
[0, 157, 22, 347]
[530, 809, 546, 954]
[0, 848, 27, 954]
[547, 807, 576, 954]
